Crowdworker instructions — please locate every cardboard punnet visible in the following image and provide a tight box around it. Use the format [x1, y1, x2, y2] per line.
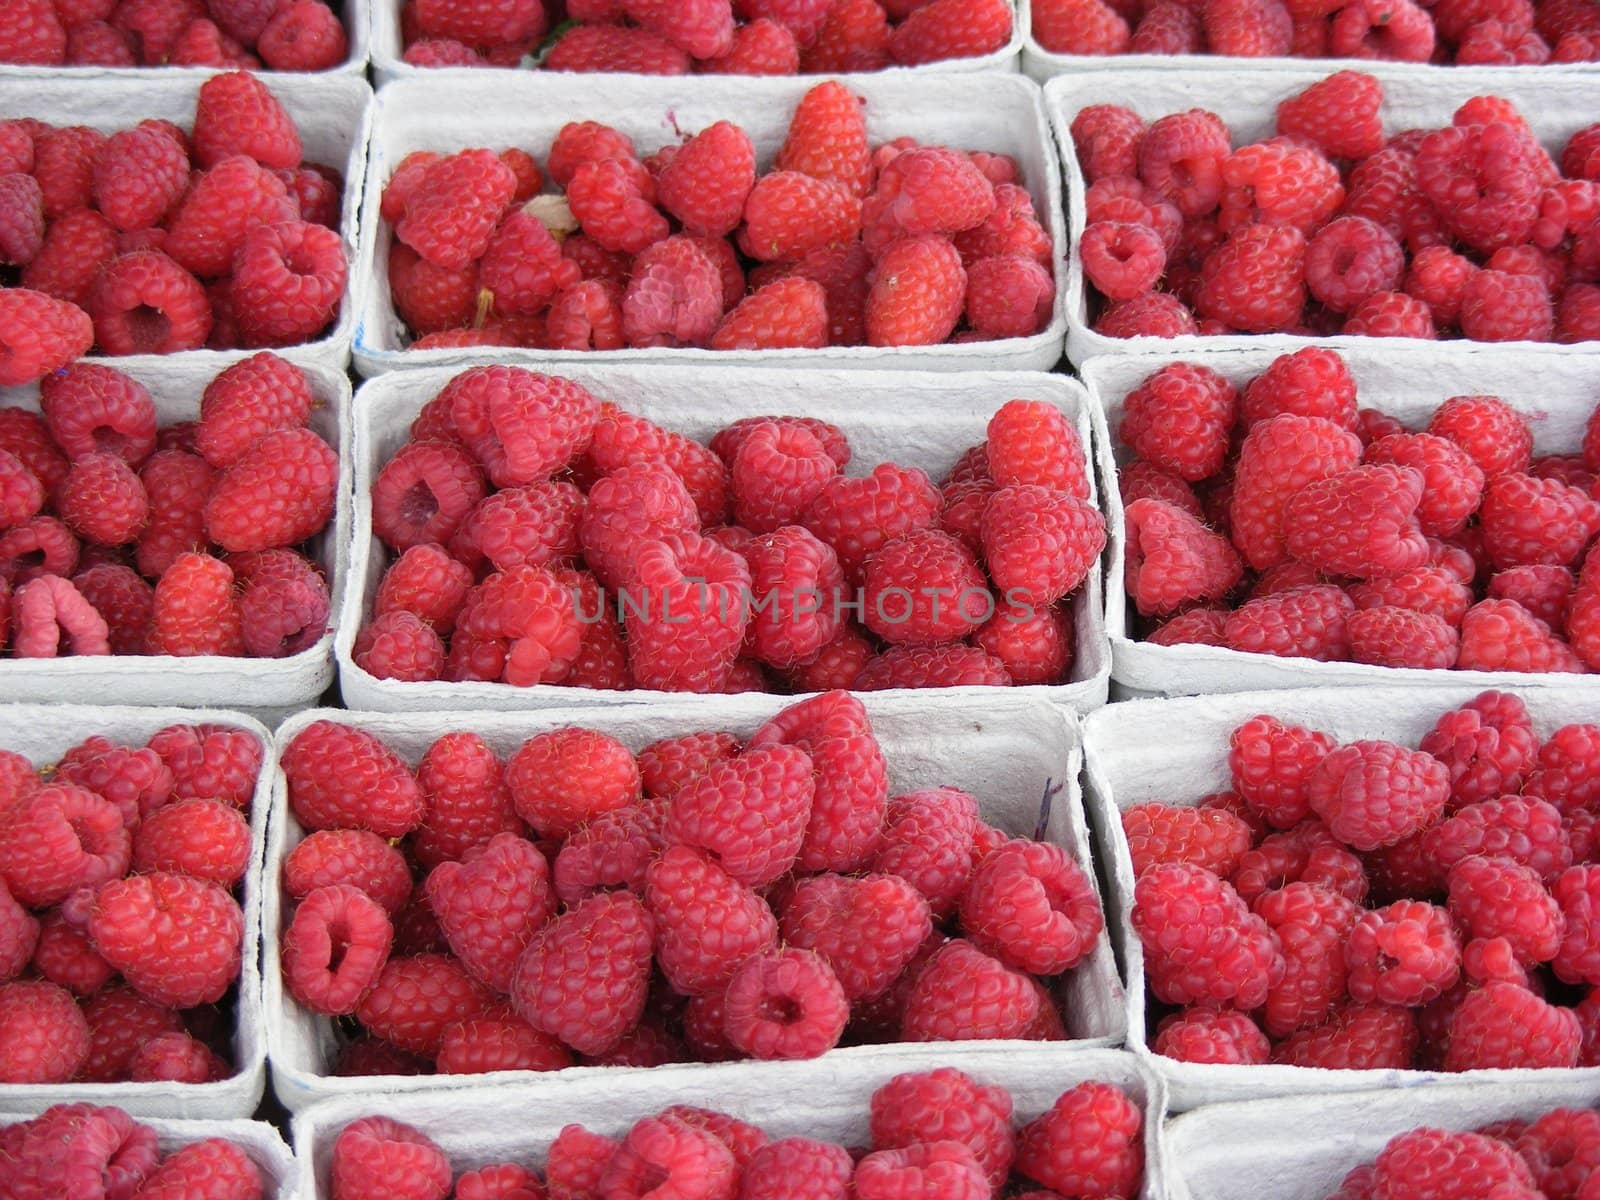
[1082, 346, 1600, 700]
[1163, 1076, 1600, 1200]
[0, 1111, 296, 1198]
[292, 1048, 1162, 1199]
[0, 357, 353, 726]
[0, 0, 369, 79]
[1083, 685, 1600, 1113]
[265, 694, 1127, 1113]
[351, 73, 1066, 376]
[0, 705, 272, 1119]
[1043, 66, 1600, 365]
[336, 362, 1112, 713]
[0, 72, 372, 376]
[371, 1, 1026, 85]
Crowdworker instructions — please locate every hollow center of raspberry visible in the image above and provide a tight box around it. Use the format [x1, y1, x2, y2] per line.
[121, 305, 172, 353]
[399, 481, 439, 528]
[91, 427, 134, 459]
[282, 243, 324, 279]
[759, 991, 804, 1027]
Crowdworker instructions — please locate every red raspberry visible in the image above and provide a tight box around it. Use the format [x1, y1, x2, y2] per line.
[637, 731, 740, 798]
[201, 426, 336, 554]
[395, 150, 516, 272]
[77, 987, 181, 1082]
[1416, 122, 1544, 256]
[624, 532, 751, 692]
[0, 877, 37, 983]
[1118, 362, 1237, 484]
[886, 0, 1011, 62]
[577, 462, 698, 591]
[1448, 856, 1561, 967]
[1155, 1007, 1270, 1064]
[871, 787, 978, 919]
[654, 122, 755, 240]
[1255, 881, 1360, 1037]
[773, 81, 871, 200]
[738, 1139, 851, 1200]
[91, 127, 189, 237]
[777, 872, 929, 1003]
[1072, 107, 1148, 187]
[799, 0, 888, 68]
[1034, 0, 1132, 51]
[1346, 605, 1458, 668]
[964, 254, 1055, 338]
[799, 464, 939, 587]
[1419, 691, 1539, 807]
[972, 600, 1071, 685]
[1427, 795, 1572, 888]
[872, 147, 997, 242]
[620, 236, 722, 349]
[191, 71, 301, 172]
[284, 830, 411, 916]
[665, 744, 814, 888]
[282, 720, 424, 838]
[864, 235, 966, 347]
[1014, 1082, 1142, 1199]
[853, 643, 1013, 689]
[1230, 415, 1363, 572]
[721, 946, 848, 1060]
[165, 156, 297, 285]
[960, 840, 1102, 975]
[737, 172, 860, 265]
[356, 953, 495, 1057]
[1481, 473, 1600, 569]
[0, 0, 66, 63]
[129, 798, 248, 889]
[852, 1142, 986, 1200]
[1123, 498, 1243, 617]
[1351, 566, 1474, 628]
[565, 157, 670, 255]
[546, 1125, 622, 1200]
[1196, 223, 1308, 332]
[599, 1115, 737, 1200]
[52, 453, 147, 549]
[1344, 899, 1460, 1006]
[371, 439, 488, 554]
[1228, 716, 1336, 830]
[738, 526, 842, 669]
[505, 727, 638, 840]
[1303, 217, 1403, 314]
[1137, 109, 1228, 218]
[1092, 292, 1198, 338]
[89, 871, 242, 1008]
[1135, 863, 1284, 1008]
[373, 547, 470, 641]
[331, 1117, 451, 1200]
[1308, 740, 1450, 851]
[132, 1138, 263, 1198]
[1444, 982, 1582, 1075]
[1218, 138, 1342, 236]
[282, 884, 395, 1018]
[1237, 349, 1353, 431]
[729, 420, 837, 536]
[1202, 0, 1292, 53]
[258, 0, 349, 69]
[1361, 432, 1485, 540]
[645, 844, 776, 996]
[0, 783, 128, 908]
[436, 1014, 573, 1075]
[896, 937, 1037, 1041]
[411, 734, 518, 871]
[189, 353, 313, 473]
[1489, 564, 1576, 628]
[982, 485, 1106, 610]
[389, 245, 477, 338]
[86, 250, 212, 355]
[230, 219, 347, 348]
[699, 17, 801, 72]
[1405, 246, 1477, 326]
[859, 528, 986, 646]
[0, 288, 92, 387]
[1328, 0, 1436, 56]
[1122, 803, 1253, 878]
[1457, 597, 1587, 673]
[983, 400, 1088, 498]
[447, 367, 599, 490]
[1366, 1127, 1539, 1200]
[426, 833, 552, 993]
[30, 911, 110, 996]
[1338, 290, 1437, 339]
[21, 208, 116, 309]
[1282, 464, 1429, 579]
[1555, 864, 1600, 986]
[1525, 722, 1600, 813]
[868, 1069, 1014, 1189]
[1270, 72, 1382, 161]
[0, 982, 88, 1083]
[709, 278, 829, 351]
[552, 799, 665, 906]
[1459, 270, 1554, 343]
[1513, 1109, 1600, 1199]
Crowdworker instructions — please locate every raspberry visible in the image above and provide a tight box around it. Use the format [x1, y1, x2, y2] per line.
[1228, 716, 1337, 830]
[332, 1118, 451, 1200]
[1340, 290, 1436, 339]
[504, 729, 638, 842]
[798, 465, 939, 588]
[1235, 351, 1351, 432]
[1196, 223, 1308, 332]
[551, 800, 664, 906]
[857, 528, 984, 646]
[1513, 1109, 1600, 1199]
[871, 787, 978, 920]
[1328, 0, 1436, 56]
[0, 0, 66, 63]
[1137, 110, 1228, 219]
[371, 439, 487, 553]
[412, 732, 520, 870]
[960, 840, 1102, 975]
[192, 72, 301, 172]
[964, 254, 1056, 338]
[719, 947, 848, 1061]
[1092, 292, 1197, 338]
[258, 0, 349, 69]
[1417, 122, 1544, 256]
[546, 1126, 622, 1200]
[864, 235, 966, 347]
[652, 122, 755, 240]
[0, 877, 37, 983]
[89, 872, 242, 1008]
[1034, 0, 1132, 51]
[285, 829, 412, 915]
[1346, 605, 1458, 668]
[564, 157, 670, 256]
[280, 883, 394, 1017]
[598, 1115, 737, 1200]
[426, 833, 552, 993]
[634, 732, 738, 800]
[1308, 739, 1450, 851]
[982, 485, 1106, 611]
[1301, 216, 1404, 313]
[132, 1138, 263, 1198]
[0, 783, 128, 907]
[620, 236, 722, 350]
[1218, 138, 1342, 236]
[1155, 1007, 1271, 1064]
[852, 1142, 987, 1200]
[1489, 564, 1576, 628]
[1281, 464, 1429, 579]
[664, 744, 813, 888]
[1427, 795, 1572, 890]
[1446, 983, 1583, 1074]
[201, 426, 338, 554]
[1137, 863, 1286, 1008]
[897, 937, 1039, 1041]
[1343, 899, 1461, 1007]
[1424, 398, 1531, 482]
[772, 874, 926, 1007]
[737, 1140, 851, 1200]
[577, 462, 698, 591]
[127, 799, 248, 892]
[356, 954, 495, 1058]
[1459, 270, 1554, 343]
[1419, 691, 1539, 809]
[772, 81, 870, 200]
[1119, 362, 1237, 484]
[86, 250, 212, 355]
[646, 844, 776, 995]
[1481, 473, 1600, 569]
[1123, 498, 1243, 616]
[92, 127, 189, 236]
[1072, 109, 1148, 189]
[1122, 803, 1253, 877]
[450, 368, 600, 493]
[799, 0, 888, 68]
[1362, 432, 1485, 540]
[1554, 865, 1600, 985]
[623, 532, 751, 692]
[0, 289, 92, 387]
[1525, 723, 1600, 813]
[1405, 246, 1477, 326]
[1014, 1082, 1143, 1200]
[853, 643, 1013, 689]
[873, 147, 996, 242]
[866, 1070, 1015, 1192]
[282, 720, 425, 838]
[728, 420, 837, 536]
[706, 277, 826, 351]
[146, 550, 240, 653]
[1457, 597, 1587, 673]
[1448, 856, 1561, 967]
[1254, 881, 1361, 1038]
[231, 219, 347, 348]
[20, 208, 115, 310]
[0, 982, 88, 1083]
[737, 171, 859, 265]
[396, 150, 515, 271]
[164, 156, 296, 282]
[190, 353, 313, 473]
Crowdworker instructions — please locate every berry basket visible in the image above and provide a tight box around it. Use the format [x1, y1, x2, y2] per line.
[351, 72, 1067, 376]
[1043, 66, 1600, 366]
[0, 0, 369, 79]
[263, 693, 1127, 1113]
[0, 71, 372, 377]
[371, 0, 1026, 85]
[336, 362, 1112, 712]
[0, 704, 271, 1119]
[0, 356, 352, 725]
[292, 1048, 1161, 1199]
[1083, 684, 1600, 1112]
[1163, 1076, 1600, 1200]
[0, 1110, 295, 1198]
[1084, 346, 1600, 699]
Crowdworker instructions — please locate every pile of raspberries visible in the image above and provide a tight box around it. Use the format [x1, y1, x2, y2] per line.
[1128, 692, 1600, 1074]
[0, 355, 339, 661]
[1035, 0, 1600, 63]
[1117, 348, 1600, 674]
[1073, 72, 1600, 344]
[399, 0, 1013, 72]
[357, 366, 1103, 692]
[0, 71, 348, 384]
[326, 1068, 1144, 1200]
[380, 81, 1056, 352]
[277, 692, 1106, 1075]
[3, 1105, 272, 1198]
[0, 0, 348, 69]
[0, 723, 263, 1086]
[1315, 1103, 1600, 1200]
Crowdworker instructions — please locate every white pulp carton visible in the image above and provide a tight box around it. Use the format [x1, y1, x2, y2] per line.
[0, 357, 353, 727]
[0, 0, 369, 79]
[1042, 66, 1600, 365]
[337, 362, 1112, 714]
[293, 1049, 1162, 1199]
[1082, 346, 1600, 700]
[0, 1112, 297, 1199]
[1165, 1077, 1600, 1200]
[1083, 684, 1600, 1113]
[0, 73, 373, 375]
[0, 705, 272, 1119]
[351, 73, 1066, 376]
[371, 2, 1026, 85]
[264, 693, 1127, 1113]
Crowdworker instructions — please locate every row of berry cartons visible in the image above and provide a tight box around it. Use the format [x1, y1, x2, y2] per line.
[9, 67, 1600, 379]
[6, 345, 1600, 717]
[2, 687, 1599, 1197]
